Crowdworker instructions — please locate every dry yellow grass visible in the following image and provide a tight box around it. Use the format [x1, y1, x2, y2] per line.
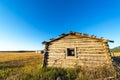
[0, 52, 44, 79]
[111, 52, 120, 57]
[0, 52, 118, 80]
[0, 52, 40, 62]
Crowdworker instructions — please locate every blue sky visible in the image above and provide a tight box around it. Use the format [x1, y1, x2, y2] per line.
[0, 0, 120, 51]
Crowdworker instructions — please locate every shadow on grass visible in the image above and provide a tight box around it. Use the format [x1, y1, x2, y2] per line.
[112, 56, 120, 63]
[112, 56, 120, 79]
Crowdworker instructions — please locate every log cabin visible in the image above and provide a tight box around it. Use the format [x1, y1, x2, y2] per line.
[42, 31, 114, 68]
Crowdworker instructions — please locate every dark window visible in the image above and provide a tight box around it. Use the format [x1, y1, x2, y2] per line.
[67, 48, 75, 56]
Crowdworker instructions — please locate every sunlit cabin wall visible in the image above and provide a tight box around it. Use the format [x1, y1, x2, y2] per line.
[45, 34, 111, 68]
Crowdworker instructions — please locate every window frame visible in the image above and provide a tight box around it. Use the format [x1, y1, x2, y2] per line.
[66, 47, 77, 58]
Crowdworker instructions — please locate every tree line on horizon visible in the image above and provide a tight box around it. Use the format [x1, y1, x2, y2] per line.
[110, 46, 120, 52]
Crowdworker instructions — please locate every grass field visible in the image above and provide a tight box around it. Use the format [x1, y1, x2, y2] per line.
[0, 52, 119, 80]
[0, 52, 43, 80]
[111, 52, 120, 57]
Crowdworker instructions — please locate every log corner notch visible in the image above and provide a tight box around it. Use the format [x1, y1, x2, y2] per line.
[41, 31, 114, 68]
[42, 41, 49, 67]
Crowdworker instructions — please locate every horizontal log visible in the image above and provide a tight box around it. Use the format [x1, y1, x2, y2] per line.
[61, 58, 107, 62]
[77, 52, 105, 54]
[47, 60, 61, 63]
[48, 53, 65, 55]
[48, 48, 102, 50]
[47, 57, 107, 62]
[78, 55, 106, 57]
[48, 46, 103, 48]
[47, 53, 108, 56]
[47, 61, 107, 67]
[48, 50, 107, 53]
[48, 46, 104, 49]
[78, 53, 106, 56]
[50, 43, 103, 45]
[79, 57, 107, 60]
[48, 55, 65, 58]
[50, 38, 102, 42]
[77, 48, 104, 50]
[52, 37, 100, 41]
[77, 63, 106, 67]
[51, 41, 103, 44]
[47, 61, 110, 67]
[48, 48, 105, 50]
[54, 40, 103, 43]
[48, 48, 66, 50]
[49, 44, 103, 47]
[48, 63, 75, 67]
[47, 63, 75, 67]
[48, 44, 103, 48]
[57, 35, 96, 39]
[47, 62, 111, 68]
[78, 56, 106, 58]
[49, 59, 103, 64]
[48, 55, 62, 58]
[52, 64, 108, 68]
[65, 56, 78, 59]
[47, 64, 62, 67]
[47, 54, 108, 60]
[48, 51, 65, 53]
[48, 50, 65, 53]
[66, 62, 105, 65]
[48, 47, 105, 50]
[48, 61, 61, 64]
[77, 49, 105, 52]
[77, 51, 105, 53]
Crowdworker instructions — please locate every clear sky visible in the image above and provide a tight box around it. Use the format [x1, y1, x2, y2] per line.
[0, 0, 120, 51]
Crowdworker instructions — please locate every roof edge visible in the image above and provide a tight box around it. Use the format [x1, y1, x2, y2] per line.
[42, 31, 114, 44]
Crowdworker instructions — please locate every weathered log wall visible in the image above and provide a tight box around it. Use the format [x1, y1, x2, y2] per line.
[46, 35, 111, 68]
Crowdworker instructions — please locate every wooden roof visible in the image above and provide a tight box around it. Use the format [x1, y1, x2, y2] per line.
[42, 31, 114, 44]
